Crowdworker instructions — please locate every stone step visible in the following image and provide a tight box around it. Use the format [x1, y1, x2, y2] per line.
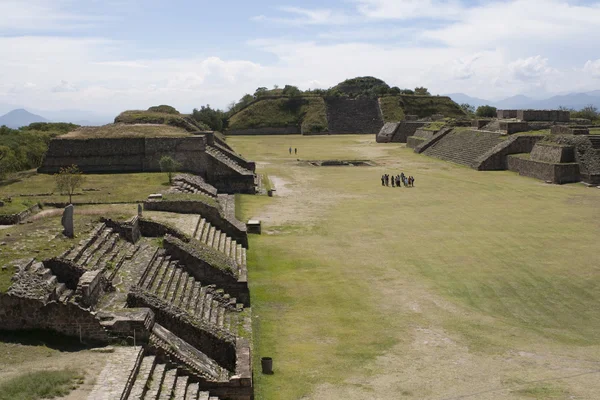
[58, 289, 73, 303]
[157, 262, 178, 299]
[157, 368, 177, 400]
[200, 291, 214, 321]
[173, 375, 188, 399]
[86, 346, 143, 400]
[225, 237, 232, 260]
[176, 274, 193, 308]
[78, 227, 113, 266]
[218, 233, 226, 253]
[185, 383, 199, 400]
[198, 392, 210, 400]
[169, 267, 184, 303]
[128, 355, 156, 399]
[207, 226, 216, 248]
[196, 218, 207, 241]
[144, 362, 166, 399]
[87, 232, 120, 269]
[65, 223, 106, 261]
[140, 254, 163, 289]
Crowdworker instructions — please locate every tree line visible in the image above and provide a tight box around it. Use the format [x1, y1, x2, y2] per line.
[459, 103, 600, 121]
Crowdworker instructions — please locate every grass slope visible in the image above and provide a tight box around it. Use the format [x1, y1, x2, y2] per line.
[228, 97, 328, 133]
[230, 135, 600, 399]
[398, 95, 466, 118]
[115, 110, 210, 132]
[0, 370, 83, 400]
[379, 96, 405, 122]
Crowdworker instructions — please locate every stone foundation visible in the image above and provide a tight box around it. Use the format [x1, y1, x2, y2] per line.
[326, 98, 384, 134]
[551, 125, 589, 135]
[507, 155, 580, 184]
[499, 121, 529, 134]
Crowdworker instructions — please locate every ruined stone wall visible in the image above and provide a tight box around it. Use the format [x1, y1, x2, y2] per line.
[530, 143, 575, 163]
[475, 135, 543, 170]
[127, 289, 237, 371]
[143, 200, 248, 247]
[204, 152, 256, 195]
[39, 136, 208, 174]
[0, 293, 109, 342]
[227, 127, 300, 135]
[163, 236, 249, 306]
[43, 258, 86, 290]
[507, 155, 580, 184]
[326, 98, 384, 134]
[0, 204, 40, 225]
[497, 110, 518, 119]
[392, 122, 428, 143]
[517, 110, 570, 122]
[551, 125, 589, 135]
[499, 121, 530, 134]
[214, 143, 256, 172]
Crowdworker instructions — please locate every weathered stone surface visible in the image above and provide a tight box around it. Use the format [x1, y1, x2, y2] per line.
[61, 205, 74, 238]
[246, 220, 261, 235]
[86, 346, 144, 400]
[326, 98, 384, 134]
[507, 155, 580, 184]
[148, 193, 163, 200]
[517, 109, 570, 122]
[551, 125, 589, 135]
[138, 204, 143, 217]
[530, 143, 575, 163]
[499, 121, 529, 134]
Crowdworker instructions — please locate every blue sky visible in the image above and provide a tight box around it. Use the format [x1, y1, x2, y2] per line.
[2, 0, 600, 115]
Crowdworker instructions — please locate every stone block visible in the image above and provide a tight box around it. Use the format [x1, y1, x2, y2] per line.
[61, 205, 74, 238]
[472, 119, 491, 129]
[551, 125, 589, 135]
[247, 220, 261, 235]
[148, 193, 163, 200]
[497, 110, 518, 119]
[499, 121, 529, 134]
[405, 115, 419, 121]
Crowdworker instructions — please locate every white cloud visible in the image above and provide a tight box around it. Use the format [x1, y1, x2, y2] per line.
[508, 56, 557, 81]
[52, 80, 78, 93]
[252, 6, 353, 26]
[354, 0, 465, 20]
[0, 0, 113, 32]
[583, 60, 600, 78]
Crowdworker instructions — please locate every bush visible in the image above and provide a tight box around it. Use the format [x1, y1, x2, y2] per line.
[191, 105, 227, 131]
[476, 105, 497, 118]
[159, 155, 181, 184]
[147, 105, 179, 114]
[572, 104, 599, 121]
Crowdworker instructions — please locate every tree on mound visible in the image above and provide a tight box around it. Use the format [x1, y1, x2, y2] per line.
[159, 155, 181, 184]
[333, 76, 390, 98]
[55, 165, 85, 204]
[476, 105, 497, 118]
[147, 105, 180, 114]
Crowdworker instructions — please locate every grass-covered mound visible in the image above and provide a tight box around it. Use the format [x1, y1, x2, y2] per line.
[60, 124, 191, 138]
[115, 108, 210, 132]
[228, 97, 328, 133]
[397, 95, 465, 118]
[379, 96, 406, 122]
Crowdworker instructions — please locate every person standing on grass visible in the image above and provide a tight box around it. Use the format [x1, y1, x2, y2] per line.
[295, 148, 297, 155]
[391, 177, 395, 187]
[381, 175, 385, 186]
[289, 147, 292, 154]
[396, 175, 401, 187]
[411, 176, 415, 187]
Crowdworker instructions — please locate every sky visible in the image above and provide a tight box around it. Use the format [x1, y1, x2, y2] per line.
[2, 0, 600, 115]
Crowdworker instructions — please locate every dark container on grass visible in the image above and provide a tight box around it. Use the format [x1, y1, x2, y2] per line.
[261, 357, 273, 374]
[267, 189, 274, 197]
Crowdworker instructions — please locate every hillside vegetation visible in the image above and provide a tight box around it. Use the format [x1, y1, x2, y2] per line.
[0, 123, 79, 175]
[228, 97, 328, 133]
[397, 95, 465, 118]
[60, 124, 191, 138]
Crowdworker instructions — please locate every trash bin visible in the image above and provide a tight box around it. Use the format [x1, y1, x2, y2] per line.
[261, 357, 273, 374]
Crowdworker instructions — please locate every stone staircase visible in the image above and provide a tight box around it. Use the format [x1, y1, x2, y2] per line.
[423, 130, 505, 167]
[62, 223, 140, 274]
[588, 135, 600, 149]
[8, 259, 75, 303]
[193, 217, 247, 282]
[127, 356, 221, 399]
[138, 250, 244, 334]
[170, 175, 218, 198]
[206, 146, 254, 177]
[325, 98, 384, 134]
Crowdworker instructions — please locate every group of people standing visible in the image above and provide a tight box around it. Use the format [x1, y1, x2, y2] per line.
[381, 172, 414, 188]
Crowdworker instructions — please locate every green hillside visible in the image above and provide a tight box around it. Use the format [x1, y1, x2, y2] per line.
[228, 97, 328, 133]
[397, 95, 465, 118]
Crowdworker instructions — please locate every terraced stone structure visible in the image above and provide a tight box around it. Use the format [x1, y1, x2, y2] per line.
[0, 192, 254, 399]
[39, 131, 256, 194]
[325, 98, 384, 134]
[376, 121, 428, 143]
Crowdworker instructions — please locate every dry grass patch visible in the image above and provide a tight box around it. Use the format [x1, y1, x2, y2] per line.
[60, 123, 190, 138]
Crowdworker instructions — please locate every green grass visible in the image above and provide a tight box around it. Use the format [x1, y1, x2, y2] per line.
[514, 384, 569, 399]
[379, 96, 405, 122]
[0, 370, 83, 400]
[0, 172, 170, 205]
[0, 197, 36, 215]
[229, 135, 600, 399]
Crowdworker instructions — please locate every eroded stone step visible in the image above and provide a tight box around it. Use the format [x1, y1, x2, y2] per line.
[128, 355, 156, 399]
[185, 383, 199, 400]
[173, 375, 188, 399]
[157, 262, 177, 299]
[157, 368, 177, 400]
[169, 268, 184, 303]
[144, 362, 166, 399]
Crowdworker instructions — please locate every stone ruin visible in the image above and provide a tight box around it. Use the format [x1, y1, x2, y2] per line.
[482, 109, 574, 135]
[0, 177, 256, 399]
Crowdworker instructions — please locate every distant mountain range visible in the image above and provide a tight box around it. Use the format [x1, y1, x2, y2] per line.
[445, 91, 600, 110]
[0, 109, 48, 129]
[0, 104, 113, 128]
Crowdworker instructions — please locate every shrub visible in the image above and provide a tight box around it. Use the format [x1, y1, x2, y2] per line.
[147, 105, 179, 114]
[476, 105, 497, 118]
[55, 165, 85, 204]
[159, 155, 181, 184]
